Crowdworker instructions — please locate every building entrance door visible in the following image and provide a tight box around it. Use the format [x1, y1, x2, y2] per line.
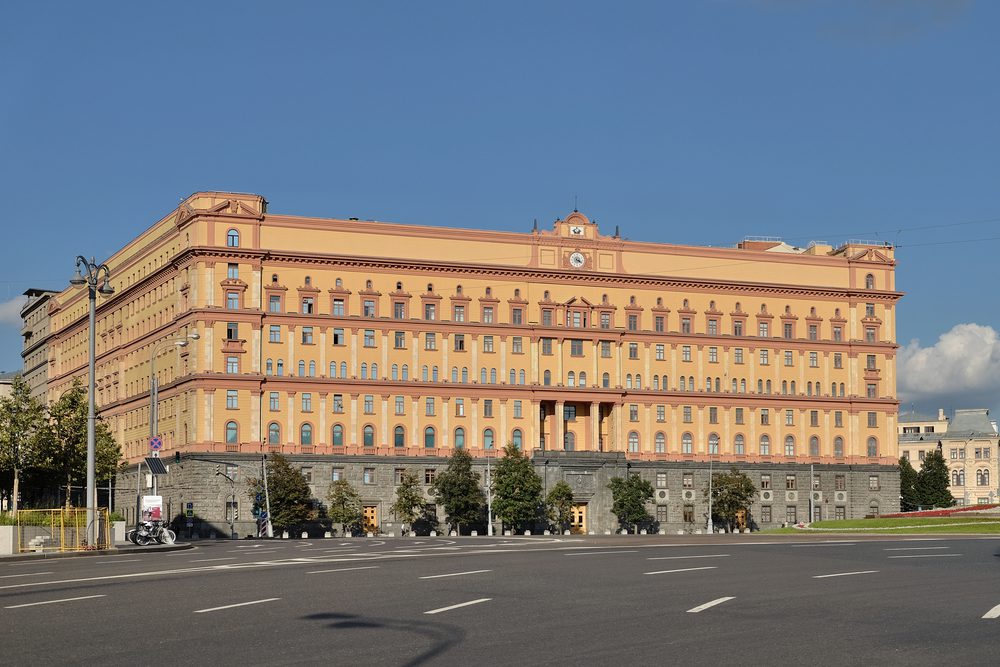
[363, 505, 378, 534]
[570, 504, 587, 534]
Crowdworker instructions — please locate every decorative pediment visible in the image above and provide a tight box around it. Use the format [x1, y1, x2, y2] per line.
[850, 248, 892, 263]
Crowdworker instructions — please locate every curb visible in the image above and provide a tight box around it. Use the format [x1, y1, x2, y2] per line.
[0, 542, 195, 562]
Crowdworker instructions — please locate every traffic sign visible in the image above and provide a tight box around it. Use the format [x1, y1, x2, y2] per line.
[149, 437, 163, 451]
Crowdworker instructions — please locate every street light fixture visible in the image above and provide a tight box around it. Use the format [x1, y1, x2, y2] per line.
[71, 256, 113, 547]
[148, 332, 199, 495]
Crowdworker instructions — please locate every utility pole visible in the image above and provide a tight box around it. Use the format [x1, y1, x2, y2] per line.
[809, 463, 815, 524]
[706, 457, 714, 534]
[262, 454, 274, 538]
[486, 451, 493, 536]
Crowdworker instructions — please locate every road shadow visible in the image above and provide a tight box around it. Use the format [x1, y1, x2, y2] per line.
[301, 611, 464, 666]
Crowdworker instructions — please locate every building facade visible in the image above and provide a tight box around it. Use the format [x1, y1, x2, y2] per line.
[899, 409, 998, 506]
[19, 288, 59, 399]
[36, 192, 902, 534]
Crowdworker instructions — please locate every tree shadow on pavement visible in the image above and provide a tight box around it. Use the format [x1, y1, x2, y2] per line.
[301, 611, 464, 666]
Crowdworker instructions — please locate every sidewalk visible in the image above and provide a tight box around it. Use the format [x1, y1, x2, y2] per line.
[0, 541, 193, 563]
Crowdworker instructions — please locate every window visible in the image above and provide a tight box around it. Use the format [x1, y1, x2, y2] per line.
[654, 316, 665, 332]
[360, 299, 375, 318]
[867, 383, 877, 398]
[301, 393, 312, 412]
[758, 321, 769, 337]
[363, 468, 376, 485]
[707, 347, 718, 363]
[810, 410, 819, 427]
[865, 327, 876, 343]
[760, 474, 771, 490]
[865, 303, 875, 318]
[600, 341, 612, 358]
[759, 435, 770, 455]
[867, 412, 877, 428]
[759, 349, 769, 365]
[760, 409, 769, 425]
[363, 395, 374, 414]
[454, 427, 465, 449]
[600, 312, 611, 329]
[786, 506, 797, 524]
[785, 409, 794, 426]
[363, 425, 375, 447]
[784, 436, 795, 457]
[629, 314, 639, 331]
[226, 229, 240, 247]
[834, 411, 843, 428]
[425, 397, 435, 416]
[332, 298, 345, 316]
[511, 336, 524, 354]
[362, 329, 375, 347]
[424, 303, 436, 320]
[867, 437, 878, 457]
[868, 475, 880, 491]
[735, 408, 744, 425]
[707, 318, 718, 335]
[225, 421, 238, 444]
[760, 506, 772, 523]
[627, 432, 639, 452]
[512, 307, 523, 325]
[226, 291, 240, 309]
[393, 302, 406, 319]
[333, 394, 344, 413]
[833, 325, 842, 342]
[683, 473, 693, 489]
[570, 339, 584, 356]
[682, 406, 692, 423]
[656, 405, 665, 422]
[733, 320, 744, 336]
[541, 309, 553, 327]
[424, 468, 437, 484]
[865, 274, 875, 289]
[299, 423, 313, 446]
[655, 432, 666, 453]
[809, 352, 818, 368]
[394, 396, 405, 415]
[682, 433, 693, 454]
[512, 429, 523, 449]
[454, 334, 466, 352]
[708, 433, 719, 455]
[683, 505, 695, 523]
[453, 305, 465, 322]
[269, 295, 281, 313]
[783, 322, 793, 339]
[734, 348, 744, 364]
[680, 317, 691, 334]
[513, 400, 522, 419]
[709, 407, 718, 424]
[628, 343, 638, 360]
[629, 404, 639, 422]
[833, 437, 844, 457]
[332, 424, 344, 447]
[484, 399, 494, 418]
[483, 428, 495, 449]
[424, 427, 435, 448]
[682, 346, 691, 362]
[226, 356, 239, 374]
[808, 324, 818, 340]
[734, 434, 745, 455]
[785, 474, 797, 490]
[301, 327, 313, 345]
[783, 350, 793, 367]
[391, 331, 406, 349]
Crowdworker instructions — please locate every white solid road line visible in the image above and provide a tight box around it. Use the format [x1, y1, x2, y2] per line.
[424, 598, 492, 615]
[648, 554, 730, 561]
[813, 570, 879, 579]
[644, 566, 718, 575]
[790, 543, 857, 548]
[419, 569, 491, 579]
[189, 558, 237, 563]
[887, 554, 962, 559]
[687, 597, 735, 613]
[307, 566, 380, 575]
[96, 559, 141, 564]
[982, 603, 1000, 619]
[883, 546, 950, 551]
[194, 598, 281, 613]
[564, 550, 638, 556]
[0, 572, 53, 579]
[5, 594, 105, 609]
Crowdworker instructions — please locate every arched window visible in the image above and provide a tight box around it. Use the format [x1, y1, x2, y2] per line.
[784, 435, 795, 457]
[952, 470, 962, 486]
[766, 380, 772, 394]
[708, 433, 719, 455]
[757, 379, 763, 393]
[790, 381, 796, 395]
[340, 361, 347, 378]
[510, 369, 516, 384]
[360, 362, 367, 379]
[266, 359, 273, 375]
[483, 428, 495, 449]
[480, 368, 487, 384]
[490, 368, 497, 384]
[731, 378, 737, 393]
[867, 437, 878, 457]
[662, 375, 669, 390]
[740, 379, 746, 393]
[564, 431, 575, 451]
[806, 382, 812, 396]
[277, 360, 285, 376]
[625, 374, 632, 389]
[426, 366, 432, 382]
[628, 432, 639, 452]
[394, 425, 405, 448]
[461, 367, 468, 383]
[392, 364, 399, 381]
[579, 371, 587, 387]
[309, 361, 316, 377]
[329, 361, 337, 378]
[833, 437, 844, 457]
[225, 421, 238, 444]
[839, 383, 845, 397]
[976, 469, 984, 486]
[636, 374, 642, 389]
[681, 377, 687, 391]
[809, 436, 820, 457]
[424, 427, 435, 449]
[568, 371, 576, 387]
[363, 425, 375, 447]
[452, 367, 459, 383]
[865, 273, 875, 289]
[268, 422, 280, 445]
[543, 370, 551, 386]
[226, 229, 240, 247]
[831, 382, 837, 396]
[706, 377, 712, 392]
[519, 370, 526, 385]
[299, 360, 307, 377]
[332, 424, 344, 447]
[655, 376, 661, 391]
[371, 363, 378, 379]
[734, 434, 745, 455]
[681, 432, 693, 454]
[300, 423, 313, 446]
[655, 432, 666, 453]
[602, 372, 610, 388]
[759, 435, 771, 455]
[512, 429, 523, 449]
[983, 469, 991, 486]
[782, 380, 788, 395]
[402, 364, 409, 381]
[454, 427, 465, 449]
[869, 501, 879, 517]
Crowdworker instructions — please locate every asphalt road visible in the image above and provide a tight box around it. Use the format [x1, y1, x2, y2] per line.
[2, 534, 998, 666]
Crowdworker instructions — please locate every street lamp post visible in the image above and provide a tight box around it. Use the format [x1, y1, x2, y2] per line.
[149, 332, 200, 492]
[70, 256, 114, 547]
[486, 450, 494, 536]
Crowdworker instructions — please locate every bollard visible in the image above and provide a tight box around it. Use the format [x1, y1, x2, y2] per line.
[524, 530, 531, 536]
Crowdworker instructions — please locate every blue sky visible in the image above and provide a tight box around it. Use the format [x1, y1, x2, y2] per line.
[1, 1, 998, 417]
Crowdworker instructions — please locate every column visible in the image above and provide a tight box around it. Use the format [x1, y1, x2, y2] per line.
[591, 402, 600, 451]
[555, 400, 564, 451]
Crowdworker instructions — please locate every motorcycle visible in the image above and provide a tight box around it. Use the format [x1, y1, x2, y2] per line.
[127, 520, 176, 545]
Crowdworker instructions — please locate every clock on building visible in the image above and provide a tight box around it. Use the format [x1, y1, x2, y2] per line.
[569, 252, 586, 268]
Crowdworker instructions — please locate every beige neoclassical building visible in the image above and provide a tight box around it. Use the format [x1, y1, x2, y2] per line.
[37, 192, 902, 533]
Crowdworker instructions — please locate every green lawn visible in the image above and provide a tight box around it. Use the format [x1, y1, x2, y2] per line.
[760, 515, 1000, 534]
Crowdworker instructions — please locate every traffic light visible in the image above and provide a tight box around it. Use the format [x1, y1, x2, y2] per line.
[234, 506, 239, 521]
[174, 451, 181, 464]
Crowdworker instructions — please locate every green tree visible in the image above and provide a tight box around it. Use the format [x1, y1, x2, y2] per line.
[545, 480, 575, 533]
[38, 379, 120, 508]
[431, 448, 484, 534]
[246, 453, 315, 532]
[325, 478, 363, 535]
[0, 374, 47, 513]
[704, 467, 756, 532]
[492, 443, 543, 532]
[390, 470, 424, 534]
[608, 474, 654, 534]
[914, 449, 955, 509]
[899, 456, 920, 512]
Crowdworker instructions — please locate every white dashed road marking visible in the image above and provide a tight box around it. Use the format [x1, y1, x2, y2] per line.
[419, 570, 491, 579]
[194, 598, 281, 613]
[813, 570, 879, 579]
[189, 558, 237, 563]
[887, 554, 962, 559]
[0, 572, 53, 579]
[648, 554, 730, 561]
[883, 546, 950, 551]
[564, 551, 638, 557]
[983, 603, 1000, 619]
[687, 597, 735, 613]
[644, 566, 717, 575]
[307, 566, 380, 575]
[424, 598, 492, 615]
[5, 594, 105, 609]
[97, 559, 141, 564]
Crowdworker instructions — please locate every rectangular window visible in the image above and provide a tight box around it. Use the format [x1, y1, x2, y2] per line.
[332, 468, 344, 482]
[656, 505, 668, 524]
[395, 396, 404, 415]
[833, 325, 842, 342]
[301, 327, 314, 344]
[269, 294, 281, 313]
[363, 468, 375, 485]
[226, 322, 239, 340]
[363, 329, 376, 347]
[808, 324, 818, 340]
[512, 336, 523, 354]
[563, 405, 576, 421]
[600, 341, 612, 358]
[810, 410, 819, 427]
[483, 399, 493, 418]
[364, 395, 374, 414]
[683, 406, 692, 423]
[227, 263, 239, 279]
[226, 292, 240, 309]
[268, 325, 280, 343]
[735, 407, 744, 425]
[424, 303, 436, 320]
[759, 349, 769, 365]
[681, 317, 691, 334]
[656, 405, 665, 422]
[758, 321, 769, 337]
[630, 404, 639, 422]
[483, 336, 495, 353]
[734, 348, 744, 364]
[570, 339, 584, 356]
[394, 331, 406, 349]
[866, 354, 877, 370]
[709, 407, 718, 424]
[733, 320, 744, 336]
[333, 394, 344, 413]
[834, 411, 843, 428]
[600, 312, 611, 329]
[707, 319, 718, 335]
[867, 412, 877, 428]
[333, 328, 345, 345]
[393, 302, 406, 319]
[786, 506, 797, 524]
[809, 352, 818, 368]
[654, 316, 665, 332]
[655, 344, 665, 361]
[512, 307, 523, 325]
[865, 303, 875, 318]
[453, 305, 465, 322]
[628, 343, 638, 360]
[541, 338, 553, 355]
[269, 392, 279, 411]
[786, 474, 797, 490]
[683, 505, 695, 523]
[784, 350, 793, 367]
[301, 393, 312, 412]
[454, 334, 466, 352]
[760, 474, 771, 490]
[869, 475, 880, 491]
[226, 356, 239, 374]
[424, 469, 437, 484]
[226, 389, 238, 409]
[708, 347, 718, 363]
[628, 314, 638, 331]
[303, 297, 315, 314]
[425, 332, 436, 350]
[333, 298, 345, 316]
[682, 345, 691, 362]
[482, 306, 494, 323]
[761, 506, 772, 523]
[867, 383, 877, 398]
[683, 473, 693, 489]
[785, 409, 794, 426]
[542, 309, 553, 327]
[835, 506, 845, 520]
[455, 398, 465, 416]
[394, 468, 406, 485]
[425, 397, 435, 416]
[513, 400, 522, 419]
[760, 409, 769, 425]
[783, 322, 793, 339]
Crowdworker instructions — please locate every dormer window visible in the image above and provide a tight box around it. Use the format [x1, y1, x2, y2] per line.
[486, 287, 492, 297]
[305, 276, 311, 286]
[366, 279, 373, 290]
[514, 288, 521, 298]
[427, 283, 434, 292]
[335, 278, 343, 288]
[271, 274, 278, 284]
[456, 285, 463, 295]
[396, 281, 403, 290]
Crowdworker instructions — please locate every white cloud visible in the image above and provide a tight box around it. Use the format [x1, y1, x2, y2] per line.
[898, 324, 1000, 407]
[0, 297, 26, 327]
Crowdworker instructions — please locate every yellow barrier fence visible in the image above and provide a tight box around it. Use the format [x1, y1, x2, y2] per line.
[16, 509, 111, 552]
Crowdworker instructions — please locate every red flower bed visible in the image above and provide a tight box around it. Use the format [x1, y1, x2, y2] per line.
[880, 504, 999, 519]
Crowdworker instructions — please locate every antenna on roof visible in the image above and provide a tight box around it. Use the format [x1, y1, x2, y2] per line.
[614, 225, 620, 238]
